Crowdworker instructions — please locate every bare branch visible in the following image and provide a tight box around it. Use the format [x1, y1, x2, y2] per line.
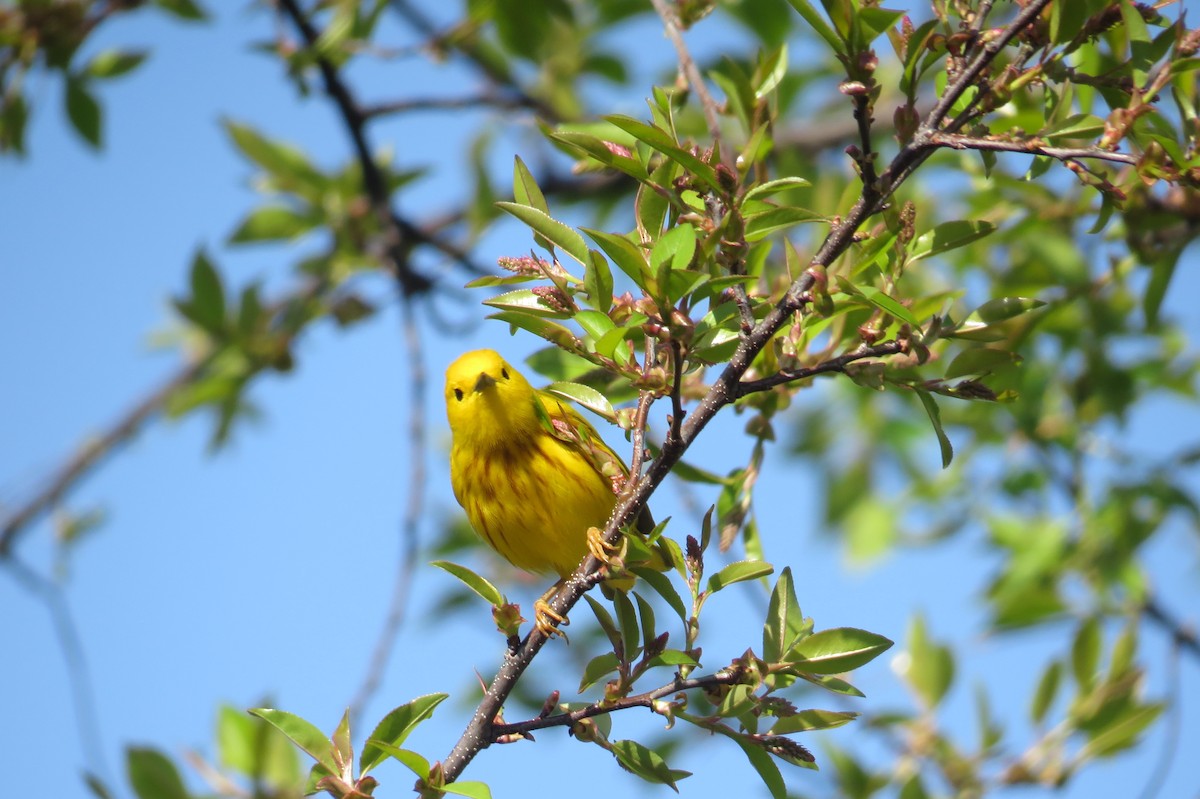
[735, 341, 908, 398]
[492, 667, 744, 739]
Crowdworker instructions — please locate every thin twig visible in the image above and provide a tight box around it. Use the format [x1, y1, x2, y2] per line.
[492, 667, 743, 738]
[4, 558, 108, 783]
[362, 93, 538, 119]
[1143, 593, 1200, 661]
[276, 0, 433, 295]
[734, 341, 907, 397]
[348, 293, 426, 723]
[648, 0, 730, 169]
[923, 0, 1054, 132]
[387, 0, 562, 123]
[927, 132, 1138, 165]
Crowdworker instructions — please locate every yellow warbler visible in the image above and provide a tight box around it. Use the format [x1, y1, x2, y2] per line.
[444, 348, 653, 636]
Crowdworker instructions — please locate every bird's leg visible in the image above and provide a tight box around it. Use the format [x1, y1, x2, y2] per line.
[534, 581, 569, 641]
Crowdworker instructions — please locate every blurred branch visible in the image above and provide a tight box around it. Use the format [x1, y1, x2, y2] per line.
[3, 557, 107, 782]
[0, 356, 209, 557]
[361, 92, 539, 119]
[387, 0, 563, 123]
[348, 293, 426, 723]
[649, 0, 730, 169]
[1143, 593, 1200, 662]
[927, 131, 1139, 166]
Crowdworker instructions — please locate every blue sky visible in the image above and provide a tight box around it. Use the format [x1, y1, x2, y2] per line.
[2, 5, 1198, 799]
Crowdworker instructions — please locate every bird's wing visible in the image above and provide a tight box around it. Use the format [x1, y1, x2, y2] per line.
[535, 390, 658, 538]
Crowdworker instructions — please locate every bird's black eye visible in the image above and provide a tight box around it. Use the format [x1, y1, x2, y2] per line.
[454, 388, 464, 401]
[501, 368, 510, 380]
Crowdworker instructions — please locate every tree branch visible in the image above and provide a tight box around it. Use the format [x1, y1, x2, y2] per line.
[491, 667, 743, 739]
[276, 0, 437, 295]
[735, 341, 908, 398]
[440, 3, 1056, 782]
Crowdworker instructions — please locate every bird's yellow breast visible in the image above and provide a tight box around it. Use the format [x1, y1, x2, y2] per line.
[450, 430, 616, 577]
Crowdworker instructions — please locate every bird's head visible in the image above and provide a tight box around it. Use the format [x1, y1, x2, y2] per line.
[444, 349, 540, 447]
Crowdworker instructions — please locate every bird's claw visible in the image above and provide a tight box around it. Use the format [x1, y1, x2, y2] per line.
[534, 598, 569, 642]
[587, 525, 627, 571]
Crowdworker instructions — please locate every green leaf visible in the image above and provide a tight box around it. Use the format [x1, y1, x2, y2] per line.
[229, 205, 318, 243]
[944, 348, 1021, 379]
[488, 312, 580, 351]
[181, 248, 226, 334]
[770, 708, 858, 734]
[580, 652, 622, 692]
[707, 560, 774, 594]
[763, 567, 805, 663]
[543, 381, 616, 422]
[744, 206, 822, 241]
[915, 389, 953, 468]
[645, 650, 701, 668]
[650, 223, 698, 273]
[734, 736, 788, 798]
[217, 703, 300, 787]
[614, 589, 642, 661]
[584, 228, 652, 292]
[247, 709, 336, 773]
[361, 741, 429, 778]
[612, 740, 691, 789]
[584, 251, 614, 312]
[65, 76, 102, 149]
[496, 202, 590, 266]
[153, 0, 208, 20]
[742, 177, 811, 205]
[606, 115, 720, 189]
[858, 285, 921, 329]
[789, 627, 894, 674]
[483, 288, 571, 318]
[632, 567, 689, 621]
[798, 672, 866, 697]
[430, 561, 505, 606]
[1031, 661, 1062, 725]
[1080, 703, 1164, 758]
[1143, 254, 1178, 326]
[908, 220, 996, 263]
[548, 130, 650, 181]
[512, 155, 548, 214]
[783, 0, 844, 53]
[573, 309, 615, 341]
[222, 120, 326, 195]
[444, 781, 494, 799]
[127, 747, 189, 799]
[85, 49, 149, 79]
[904, 615, 954, 709]
[360, 694, 449, 775]
[1071, 615, 1101, 689]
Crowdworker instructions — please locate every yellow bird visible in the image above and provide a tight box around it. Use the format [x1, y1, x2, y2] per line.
[444, 348, 655, 638]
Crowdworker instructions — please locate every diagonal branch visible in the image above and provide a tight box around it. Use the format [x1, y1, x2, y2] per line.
[440, 1, 1056, 782]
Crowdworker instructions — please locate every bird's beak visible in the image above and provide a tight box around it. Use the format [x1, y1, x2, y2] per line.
[474, 371, 498, 392]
